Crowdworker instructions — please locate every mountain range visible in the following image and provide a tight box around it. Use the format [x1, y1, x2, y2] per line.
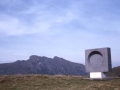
[108, 66, 120, 77]
[0, 55, 88, 76]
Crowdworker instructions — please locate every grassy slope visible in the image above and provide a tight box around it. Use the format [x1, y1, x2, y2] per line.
[109, 66, 120, 76]
[0, 74, 120, 90]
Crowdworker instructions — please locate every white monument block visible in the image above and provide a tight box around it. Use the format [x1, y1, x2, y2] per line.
[90, 72, 107, 79]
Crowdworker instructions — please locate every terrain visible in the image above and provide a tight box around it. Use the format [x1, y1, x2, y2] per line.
[108, 66, 120, 77]
[0, 55, 87, 75]
[0, 74, 120, 90]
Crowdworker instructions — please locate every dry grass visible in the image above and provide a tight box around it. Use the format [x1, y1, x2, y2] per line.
[0, 74, 120, 90]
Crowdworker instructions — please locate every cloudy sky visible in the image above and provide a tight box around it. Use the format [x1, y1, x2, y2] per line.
[0, 0, 120, 67]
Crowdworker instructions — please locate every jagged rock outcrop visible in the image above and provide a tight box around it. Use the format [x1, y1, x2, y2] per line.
[0, 55, 87, 76]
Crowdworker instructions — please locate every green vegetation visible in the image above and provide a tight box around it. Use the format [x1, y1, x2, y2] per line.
[0, 74, 120, 90]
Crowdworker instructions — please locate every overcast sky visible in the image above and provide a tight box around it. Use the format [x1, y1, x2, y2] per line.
[0, 0, 120, 67]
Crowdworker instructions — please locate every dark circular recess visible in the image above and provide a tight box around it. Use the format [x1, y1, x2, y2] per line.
[88, 51, 103, 68]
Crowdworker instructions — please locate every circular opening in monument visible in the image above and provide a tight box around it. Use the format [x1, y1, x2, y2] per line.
[88, 51, 103, 68]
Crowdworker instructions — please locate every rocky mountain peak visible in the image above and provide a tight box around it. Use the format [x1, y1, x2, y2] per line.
[0, 55, 88, 76]
[29, 55, 40, 59]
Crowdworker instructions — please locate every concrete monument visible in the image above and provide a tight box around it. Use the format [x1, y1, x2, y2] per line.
[85, 47, 112, 79]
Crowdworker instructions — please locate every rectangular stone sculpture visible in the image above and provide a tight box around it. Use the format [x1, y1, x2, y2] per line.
[85, 47, 112, 79]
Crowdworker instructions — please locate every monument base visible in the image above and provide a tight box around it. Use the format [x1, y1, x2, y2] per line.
[90, 72, 107, 78]
[83, 72, 115, 80]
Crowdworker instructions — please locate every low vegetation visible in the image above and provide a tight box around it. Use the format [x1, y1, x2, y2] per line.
[0, 74, 120, 90]
[108, 66, 120, 77]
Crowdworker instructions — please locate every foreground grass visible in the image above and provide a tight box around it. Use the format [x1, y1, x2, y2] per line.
[0, 74, 120, 90]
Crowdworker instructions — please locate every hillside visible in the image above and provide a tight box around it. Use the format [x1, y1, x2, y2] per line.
[0, 55, 87, 75]
[0, 74, 120, 90]
[108, 66, 120, 76]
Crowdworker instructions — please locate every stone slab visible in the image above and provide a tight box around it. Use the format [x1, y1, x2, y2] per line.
[90, 72, 107, 78]
[85, 47, 112, 72]
[83, 77, 115, 80]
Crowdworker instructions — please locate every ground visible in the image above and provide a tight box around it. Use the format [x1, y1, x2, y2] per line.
[0, 74, 120, 90]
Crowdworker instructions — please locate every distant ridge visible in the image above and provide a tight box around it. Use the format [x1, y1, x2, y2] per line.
[108, 66, 120, 76]
[0, 55, 88, 76]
